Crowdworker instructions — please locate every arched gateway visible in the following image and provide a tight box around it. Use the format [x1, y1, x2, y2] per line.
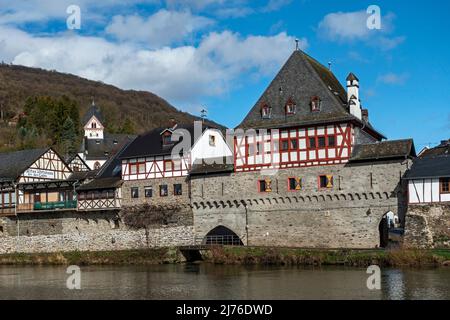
[203, 226, 244, 246]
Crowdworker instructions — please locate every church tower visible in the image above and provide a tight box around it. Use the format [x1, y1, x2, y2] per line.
[83, 101, 104, 140]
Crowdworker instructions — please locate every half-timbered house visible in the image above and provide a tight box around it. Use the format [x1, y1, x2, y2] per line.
[234, 49, 385, 173]
[0, 148, 76, 215]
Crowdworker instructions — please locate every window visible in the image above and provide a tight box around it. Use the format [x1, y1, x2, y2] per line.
[164, 160, 173, 172]
[309, 137, 316, 149]
[318, 136, 326, 148]
[94, 161, 101, 170]
[261, 104, 272, 118]
[174, 184, 182, 196]
[290, 139, 298, 150]
[160, 185, 168, 197]
[311, 96, 321, 112]
[319, 175, 333, 189]
[209, 135, 216, 146]
[285, 99, 296, 115]
[281, 140, 289, 151]
[73, 165, 80, 172]
[288, 178, 302, 191]
[131, 187, 139, 198]
[258, 179, 272, 192]
[328, 136, 336, 147]
[145, 187, 153, 198]
[162, 133, 172, 145]
[173, 159, 182, 171]
[129, 162, 145, 175]
[440, 178, 450, 194]
[91, 122, 97, 129]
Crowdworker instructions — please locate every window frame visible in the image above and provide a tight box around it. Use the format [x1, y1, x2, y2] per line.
[318, 175, 334, 190]
[288, 177, 302, 191]
[174, 184, 183, 196]
[144, 186, 153, 198]
[159, 185, 168, 197]
[131, 187, 139, 199]
[258, 179, 272, 193]
[440, 178, 450, 194]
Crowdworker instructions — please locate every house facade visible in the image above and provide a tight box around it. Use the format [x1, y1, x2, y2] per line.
[191, 49, 415, 249]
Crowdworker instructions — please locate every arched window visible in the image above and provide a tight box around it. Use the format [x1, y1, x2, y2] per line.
[91, 122, 97, 129]
[311, 96, 321, 112]
[261, 104, 272, 119]
[94, 161, 101, 170]
[285, 98, 296, 115]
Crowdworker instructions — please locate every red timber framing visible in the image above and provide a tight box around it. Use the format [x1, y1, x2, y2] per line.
[121, 155, 190, 181]
[234, 122, 353, 172]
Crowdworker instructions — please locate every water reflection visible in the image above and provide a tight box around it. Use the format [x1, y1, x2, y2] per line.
[0, 264, 448, 300]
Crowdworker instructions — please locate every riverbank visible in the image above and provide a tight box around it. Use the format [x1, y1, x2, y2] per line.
[0, 247, 449, 267]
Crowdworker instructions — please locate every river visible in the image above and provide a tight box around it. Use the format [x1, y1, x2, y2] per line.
[0, 264, 449, 300]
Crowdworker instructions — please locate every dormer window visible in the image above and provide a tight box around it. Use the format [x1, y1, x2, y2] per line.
[162, 132, 173, 146]
[311, 96, 321, 112]
[261, 104, 272, 119]
[285, 99, 296, 115]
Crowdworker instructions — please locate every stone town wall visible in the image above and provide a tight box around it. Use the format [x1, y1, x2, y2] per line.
[403, 204, 450, 248]
[0, 210, 194, 254]
[191, 160, 410, 248]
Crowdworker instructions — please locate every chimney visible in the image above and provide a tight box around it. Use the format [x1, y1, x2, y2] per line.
[361, 109, 369, 122]
[346, 73, 362, 120]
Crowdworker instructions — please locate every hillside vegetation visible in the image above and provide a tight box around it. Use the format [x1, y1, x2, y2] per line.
[0, 63, 221, 152]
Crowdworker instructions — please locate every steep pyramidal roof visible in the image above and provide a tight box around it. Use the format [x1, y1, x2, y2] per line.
[82, 102, 103, 125]
[237, 50, 365, 131]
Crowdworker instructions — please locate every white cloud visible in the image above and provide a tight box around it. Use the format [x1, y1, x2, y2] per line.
[377, 72, 409, 85]
[0, 24, 301, 109]
[261, 0, 292, 13]
[318, 10, 404, 50]
[106, 10, 214, 46]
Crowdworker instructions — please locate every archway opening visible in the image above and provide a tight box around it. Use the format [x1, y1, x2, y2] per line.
[204, 226, 243, 246]
[379, 211, 399, 248]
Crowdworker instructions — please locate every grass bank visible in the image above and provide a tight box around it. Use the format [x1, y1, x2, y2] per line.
[0, 248, 184, 266]
[204, 247, 450, 268]
[0, 247, 449, 267]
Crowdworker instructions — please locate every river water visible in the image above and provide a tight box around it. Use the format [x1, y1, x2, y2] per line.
[0, 264, 449, 300]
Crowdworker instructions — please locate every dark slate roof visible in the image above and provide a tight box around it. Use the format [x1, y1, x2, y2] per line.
[80, 133, 136, 161]
[190, 157, 234, 176]
[120, 122, 216, 159]
[236, 50, 385, 139]
[69, 170, 98, 181]
[346, 73, 359, 81]
[404, 155, 450, 179]
[419, 139, 450, 157]
[0, 148, 49, 181]
[77, 137, 135, 191]
[82, 102, 103, 125]
[350, 139, 416, 162]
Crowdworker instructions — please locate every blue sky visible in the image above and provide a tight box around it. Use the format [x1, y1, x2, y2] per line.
[0, 0, 449, 150]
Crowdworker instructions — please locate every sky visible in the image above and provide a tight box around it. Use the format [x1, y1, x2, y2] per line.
[0, 0, 449, 151]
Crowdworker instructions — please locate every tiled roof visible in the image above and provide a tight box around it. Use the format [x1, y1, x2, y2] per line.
[236, 50, 385, 139]
[404, 155, 450, 179]
[190, 157, 234, 176]
[0, 148, 49, 181]
[419, 139, 450, 157]
[350, 139, 416, 162]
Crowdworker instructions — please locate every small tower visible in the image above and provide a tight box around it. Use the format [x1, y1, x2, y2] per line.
[346, 73, 362, 120]
[83, 100, 104, 140]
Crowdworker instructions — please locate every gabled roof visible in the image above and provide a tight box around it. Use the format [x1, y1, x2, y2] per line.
[419, 139, 450, 157]
[82, 102, 103, 125]
[404, 155, 450, 179]
[120, 122, 217, 159]
[190, 157, 234, 176]
[0, 148, 51, 181]
[350, 139, 416, 162]
[236, 50, 385, 140]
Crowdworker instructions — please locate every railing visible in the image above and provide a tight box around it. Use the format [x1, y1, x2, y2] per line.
[199, 235, 243, 246]
[33, 200, 77, 210]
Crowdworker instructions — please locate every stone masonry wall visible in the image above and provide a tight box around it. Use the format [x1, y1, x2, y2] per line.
[0, 210, 194, 254]
[191, 160, 410, 248]
[403, 204, 450, 248]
